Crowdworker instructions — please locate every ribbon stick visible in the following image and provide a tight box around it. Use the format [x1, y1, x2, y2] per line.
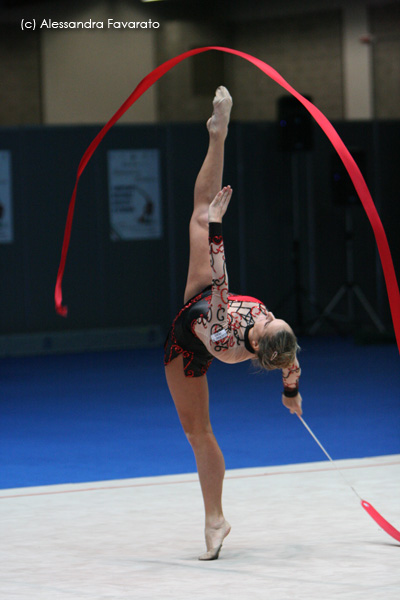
[54, 46, 400, 356]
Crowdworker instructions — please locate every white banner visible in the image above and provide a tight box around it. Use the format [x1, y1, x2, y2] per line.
[108, 149, 162, 241]
[0, 151, 13, 244]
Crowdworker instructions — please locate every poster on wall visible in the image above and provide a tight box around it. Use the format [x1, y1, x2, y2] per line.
[108, 149, 162, 241]
[0, 151, 13, 244]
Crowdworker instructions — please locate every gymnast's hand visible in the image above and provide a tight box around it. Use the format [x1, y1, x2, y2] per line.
[208, 186, 233, 223]
[282, 392, 303, 416]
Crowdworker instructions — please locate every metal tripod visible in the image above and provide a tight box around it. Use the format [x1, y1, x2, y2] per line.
[309, 206, 385, 334]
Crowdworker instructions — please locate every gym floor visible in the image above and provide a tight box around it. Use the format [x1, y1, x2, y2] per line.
[1, 336, 399, 598]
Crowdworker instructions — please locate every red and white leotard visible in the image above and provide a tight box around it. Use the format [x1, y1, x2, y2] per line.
[192, 222, 301, 394]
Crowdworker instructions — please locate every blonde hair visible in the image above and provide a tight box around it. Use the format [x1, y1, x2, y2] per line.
[254, 327, 300, 371]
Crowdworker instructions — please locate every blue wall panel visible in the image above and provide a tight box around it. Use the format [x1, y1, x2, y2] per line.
[0, 121, 398, 347]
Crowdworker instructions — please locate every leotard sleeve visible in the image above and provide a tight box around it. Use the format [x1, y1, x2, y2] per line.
[206, 222, 230, 345]
[282, 357, 301, 396]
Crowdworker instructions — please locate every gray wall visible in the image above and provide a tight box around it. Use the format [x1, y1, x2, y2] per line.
[0, 1, 399, 125]
[156, 10, 344, 122]
[0, 24, 41, 125]
[371, 2, 400, 118]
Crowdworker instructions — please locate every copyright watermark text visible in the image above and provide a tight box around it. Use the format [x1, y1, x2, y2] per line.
[21, 18, 160, 30]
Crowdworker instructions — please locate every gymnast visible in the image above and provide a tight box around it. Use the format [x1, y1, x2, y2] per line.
[164, 86, 302, 561]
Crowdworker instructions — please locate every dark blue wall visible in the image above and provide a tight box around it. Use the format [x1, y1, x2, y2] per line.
[0, 121, 398, 345]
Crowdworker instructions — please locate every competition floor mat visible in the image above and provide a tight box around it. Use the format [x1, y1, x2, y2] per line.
[1, 456, 399, 599]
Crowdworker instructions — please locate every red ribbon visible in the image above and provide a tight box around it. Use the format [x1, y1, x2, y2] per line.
[55, 46, 400, 355]
[361, 500, 400, 543]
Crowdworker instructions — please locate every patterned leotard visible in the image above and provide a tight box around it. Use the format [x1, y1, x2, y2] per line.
[164, 222, 300, 393]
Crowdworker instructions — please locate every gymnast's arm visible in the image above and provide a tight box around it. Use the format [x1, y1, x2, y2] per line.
[207, 186, 232, 343]
[281, 358, 303, 415]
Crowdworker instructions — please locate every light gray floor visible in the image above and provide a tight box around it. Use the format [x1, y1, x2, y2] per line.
[1, 455, 399, 600]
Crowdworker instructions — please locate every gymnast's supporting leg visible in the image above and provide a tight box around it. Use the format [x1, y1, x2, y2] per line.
[165, 87, 232, 560]
[165, 356, 231, 560]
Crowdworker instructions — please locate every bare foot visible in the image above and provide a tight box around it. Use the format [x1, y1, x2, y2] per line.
[206, 86, 232, 136]
[198, 519, 231, 561]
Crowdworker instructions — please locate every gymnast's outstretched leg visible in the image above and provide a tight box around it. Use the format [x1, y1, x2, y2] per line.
[165, 87, 232, 560]
[184, 86, 232, 303]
